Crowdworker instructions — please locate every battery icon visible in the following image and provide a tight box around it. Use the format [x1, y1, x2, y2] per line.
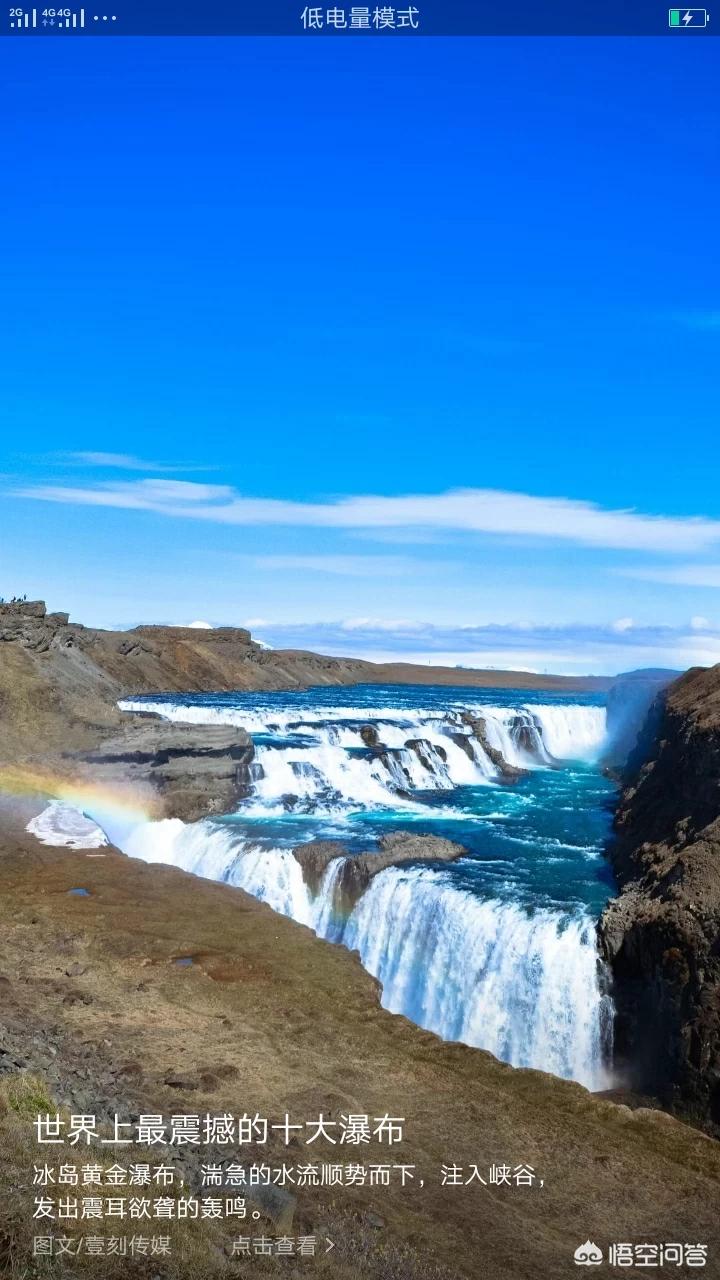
[669, 8, 709, 25]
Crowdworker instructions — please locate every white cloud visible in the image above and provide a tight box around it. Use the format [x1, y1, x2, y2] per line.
[350, 528, 446, 546]
[691, 615, 711, 631]
[64, 452, 208, 473]
[14, 478, 720, 554]
[252, 555, 415, 577]
[612, 617, 635, 632]
[69, 610, 720, 676]
[228, 617, 713, 676]
[619, 564, 720, 587]
[167, 619, 214, 629]
[341, 617, 426, 632]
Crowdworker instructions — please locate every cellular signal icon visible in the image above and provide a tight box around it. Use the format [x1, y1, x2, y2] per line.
[9, 8, 37, 25]
[9, 6, 86, 26]
[668, 7, 709, 24]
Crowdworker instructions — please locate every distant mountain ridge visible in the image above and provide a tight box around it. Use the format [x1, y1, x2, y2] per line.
[0, 599, 611, 762]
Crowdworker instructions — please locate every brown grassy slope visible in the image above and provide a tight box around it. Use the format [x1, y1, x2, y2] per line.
[1, 831, 719, 1280]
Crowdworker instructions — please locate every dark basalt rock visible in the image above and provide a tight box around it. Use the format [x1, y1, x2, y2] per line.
[291, 840, 348, 897]
[511, 719, 542, 756]
[293, 832, 468, 914]
[360, 724, 380, 749]
[0, 599, 46, 619]
[375, 749, 412, 788]
[80, 722, 255, 823]
[405, 738, 447, 771]
[598, 666, 720, 1129]
[460, 711, 527, 781]
[448, 731, 475, 761]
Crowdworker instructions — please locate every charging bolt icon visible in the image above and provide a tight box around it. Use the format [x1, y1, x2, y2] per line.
[668, 8, 709, 25]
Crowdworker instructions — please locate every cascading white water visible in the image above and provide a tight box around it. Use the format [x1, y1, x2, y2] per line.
[477, 709, 550, 768]
[238, 723, 496, 817]
[30, 691, 615, 1091]
[527, 705, 607, 761]
[342, 867, 612, 1089]
[121, 818, 316, 925]
[477, 704, 606, 768]
[118, 698, 607, 815]
[110, 814, 613, 1091]
[247, 740, 429, 816]
[118, 700, 451, 734]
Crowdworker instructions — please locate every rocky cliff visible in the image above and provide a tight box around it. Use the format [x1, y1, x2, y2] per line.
[293, 832, 467, 908]
[599, 665, 720, 1128]
[84, 721, 255, 822]
[0, 601, 370, 758]
[0, 599, 609, 763]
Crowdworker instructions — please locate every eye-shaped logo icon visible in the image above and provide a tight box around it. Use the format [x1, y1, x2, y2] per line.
[574, 1241, 603, 1266]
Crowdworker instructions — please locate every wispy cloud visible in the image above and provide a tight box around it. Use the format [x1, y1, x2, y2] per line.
[60, 452, 211, 473]
[251, 554, 417, 578]
[237, 618, 717, 676]
[341, 617, 426, 632]
[22, 478, 234, 506]
[618, 564, 720, 588]
[13, 477, 720, 554]
[286, 618, 689, 652]
[350, 528, 446, 546]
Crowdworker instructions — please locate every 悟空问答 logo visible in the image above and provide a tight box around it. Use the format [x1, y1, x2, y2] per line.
[574, 1241, 603, 1266]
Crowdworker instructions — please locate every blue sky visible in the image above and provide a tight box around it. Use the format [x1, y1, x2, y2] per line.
[2, 38, 719, 674]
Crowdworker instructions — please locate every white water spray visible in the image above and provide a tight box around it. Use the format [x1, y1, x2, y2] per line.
[28, 692, 615, 1090]
[112, 816, 613, 1090]
[343, 866, 612, 1088]
[119, 698, 608, 816]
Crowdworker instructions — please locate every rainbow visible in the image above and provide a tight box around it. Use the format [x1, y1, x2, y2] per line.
[0, 763, 156, 834]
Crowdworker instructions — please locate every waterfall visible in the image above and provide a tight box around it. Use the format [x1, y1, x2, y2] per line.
[233, 721, 496, 816]
[246, 740, 428, 816]
[527, 704, 607, 761]
[478, 704, 607, 767]
[121, 818, 315, 924]
[342, 867, 612, 1089]
[118, 697, 608, 812]
[111, 817, 613, 1090]
[311, 858, 347, 938]
[76, 689, 618, 1090]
